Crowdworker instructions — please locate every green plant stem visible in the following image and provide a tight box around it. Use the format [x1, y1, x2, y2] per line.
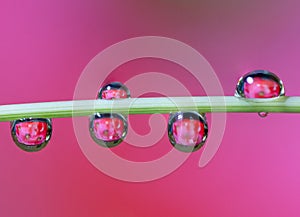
[0, 96, 299, 121]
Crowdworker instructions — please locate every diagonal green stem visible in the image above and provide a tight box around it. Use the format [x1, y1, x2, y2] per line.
[0, 96, 299, 122]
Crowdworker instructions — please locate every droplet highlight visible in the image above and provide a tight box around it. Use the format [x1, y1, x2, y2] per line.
[168, 112, 208, 152]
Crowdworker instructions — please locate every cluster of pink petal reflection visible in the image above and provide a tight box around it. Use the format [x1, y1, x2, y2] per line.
[101, 89, 129, 100]
[93, 117, 125, 141]
[15, 121, 48, 145]
[172, 119, 205, 147]
[243, 77, 281, 98]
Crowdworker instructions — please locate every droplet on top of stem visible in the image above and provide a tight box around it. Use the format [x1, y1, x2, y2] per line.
[98, 82, 130, 100]
[235, 70, 285, 117]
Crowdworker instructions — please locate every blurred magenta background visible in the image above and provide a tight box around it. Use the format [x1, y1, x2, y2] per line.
[1, 0, 300, 216]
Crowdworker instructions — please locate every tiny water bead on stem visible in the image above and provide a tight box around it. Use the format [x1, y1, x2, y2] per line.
[168, 112, 208, 152]
[235, 70, 285, 117]
[89, 82, 130, 148]
[11, 118, 52, 152]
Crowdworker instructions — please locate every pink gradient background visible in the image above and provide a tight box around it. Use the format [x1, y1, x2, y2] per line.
[1, 0, 300, 216]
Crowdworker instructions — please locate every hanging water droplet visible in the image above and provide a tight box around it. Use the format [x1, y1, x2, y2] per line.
[168, 112, 208, 152]
[89, 113, 128, 148]
[11, 118, 52, 152]
[258, 112, 268, 118]
[235, 70, 285, 117]
[98, 82, 130, 100]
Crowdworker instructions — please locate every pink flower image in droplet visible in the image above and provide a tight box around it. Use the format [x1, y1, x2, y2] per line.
[93, 117, 125, 141]
[172, 119, 205, 146]
[168, 112, 208, 152]
[89, 113, 128, 148]
[15, 121, 48, 145]
[235, 70, 285, 99]
[98, 82, 130, 100]
[101, 89, 129, 100]
[11, 118, 52, 152]
[244, 77, 281, 98]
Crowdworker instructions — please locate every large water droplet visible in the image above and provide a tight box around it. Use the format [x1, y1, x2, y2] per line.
[235, 70, 285, 117]
[168, 112, 208, 152]
[11, 118, 52, 152]
[235, 70, 285, 99]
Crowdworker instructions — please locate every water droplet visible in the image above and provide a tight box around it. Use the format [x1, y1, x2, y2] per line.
[89, 113, 128, 148]
[11, 118, 52, 152]
[235, 70, 285, 117]
[98, 82, 130, 100]
[168, 112, 208, 152]
[235, 70, 285, 99]
[258, 112, 268, 118]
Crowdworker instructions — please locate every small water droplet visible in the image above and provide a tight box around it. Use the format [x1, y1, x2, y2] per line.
[11, 118, 52, 152]
[258, 112, 269, 118]
[168, 112, 208, 152]
[98, 82, 131, 100]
